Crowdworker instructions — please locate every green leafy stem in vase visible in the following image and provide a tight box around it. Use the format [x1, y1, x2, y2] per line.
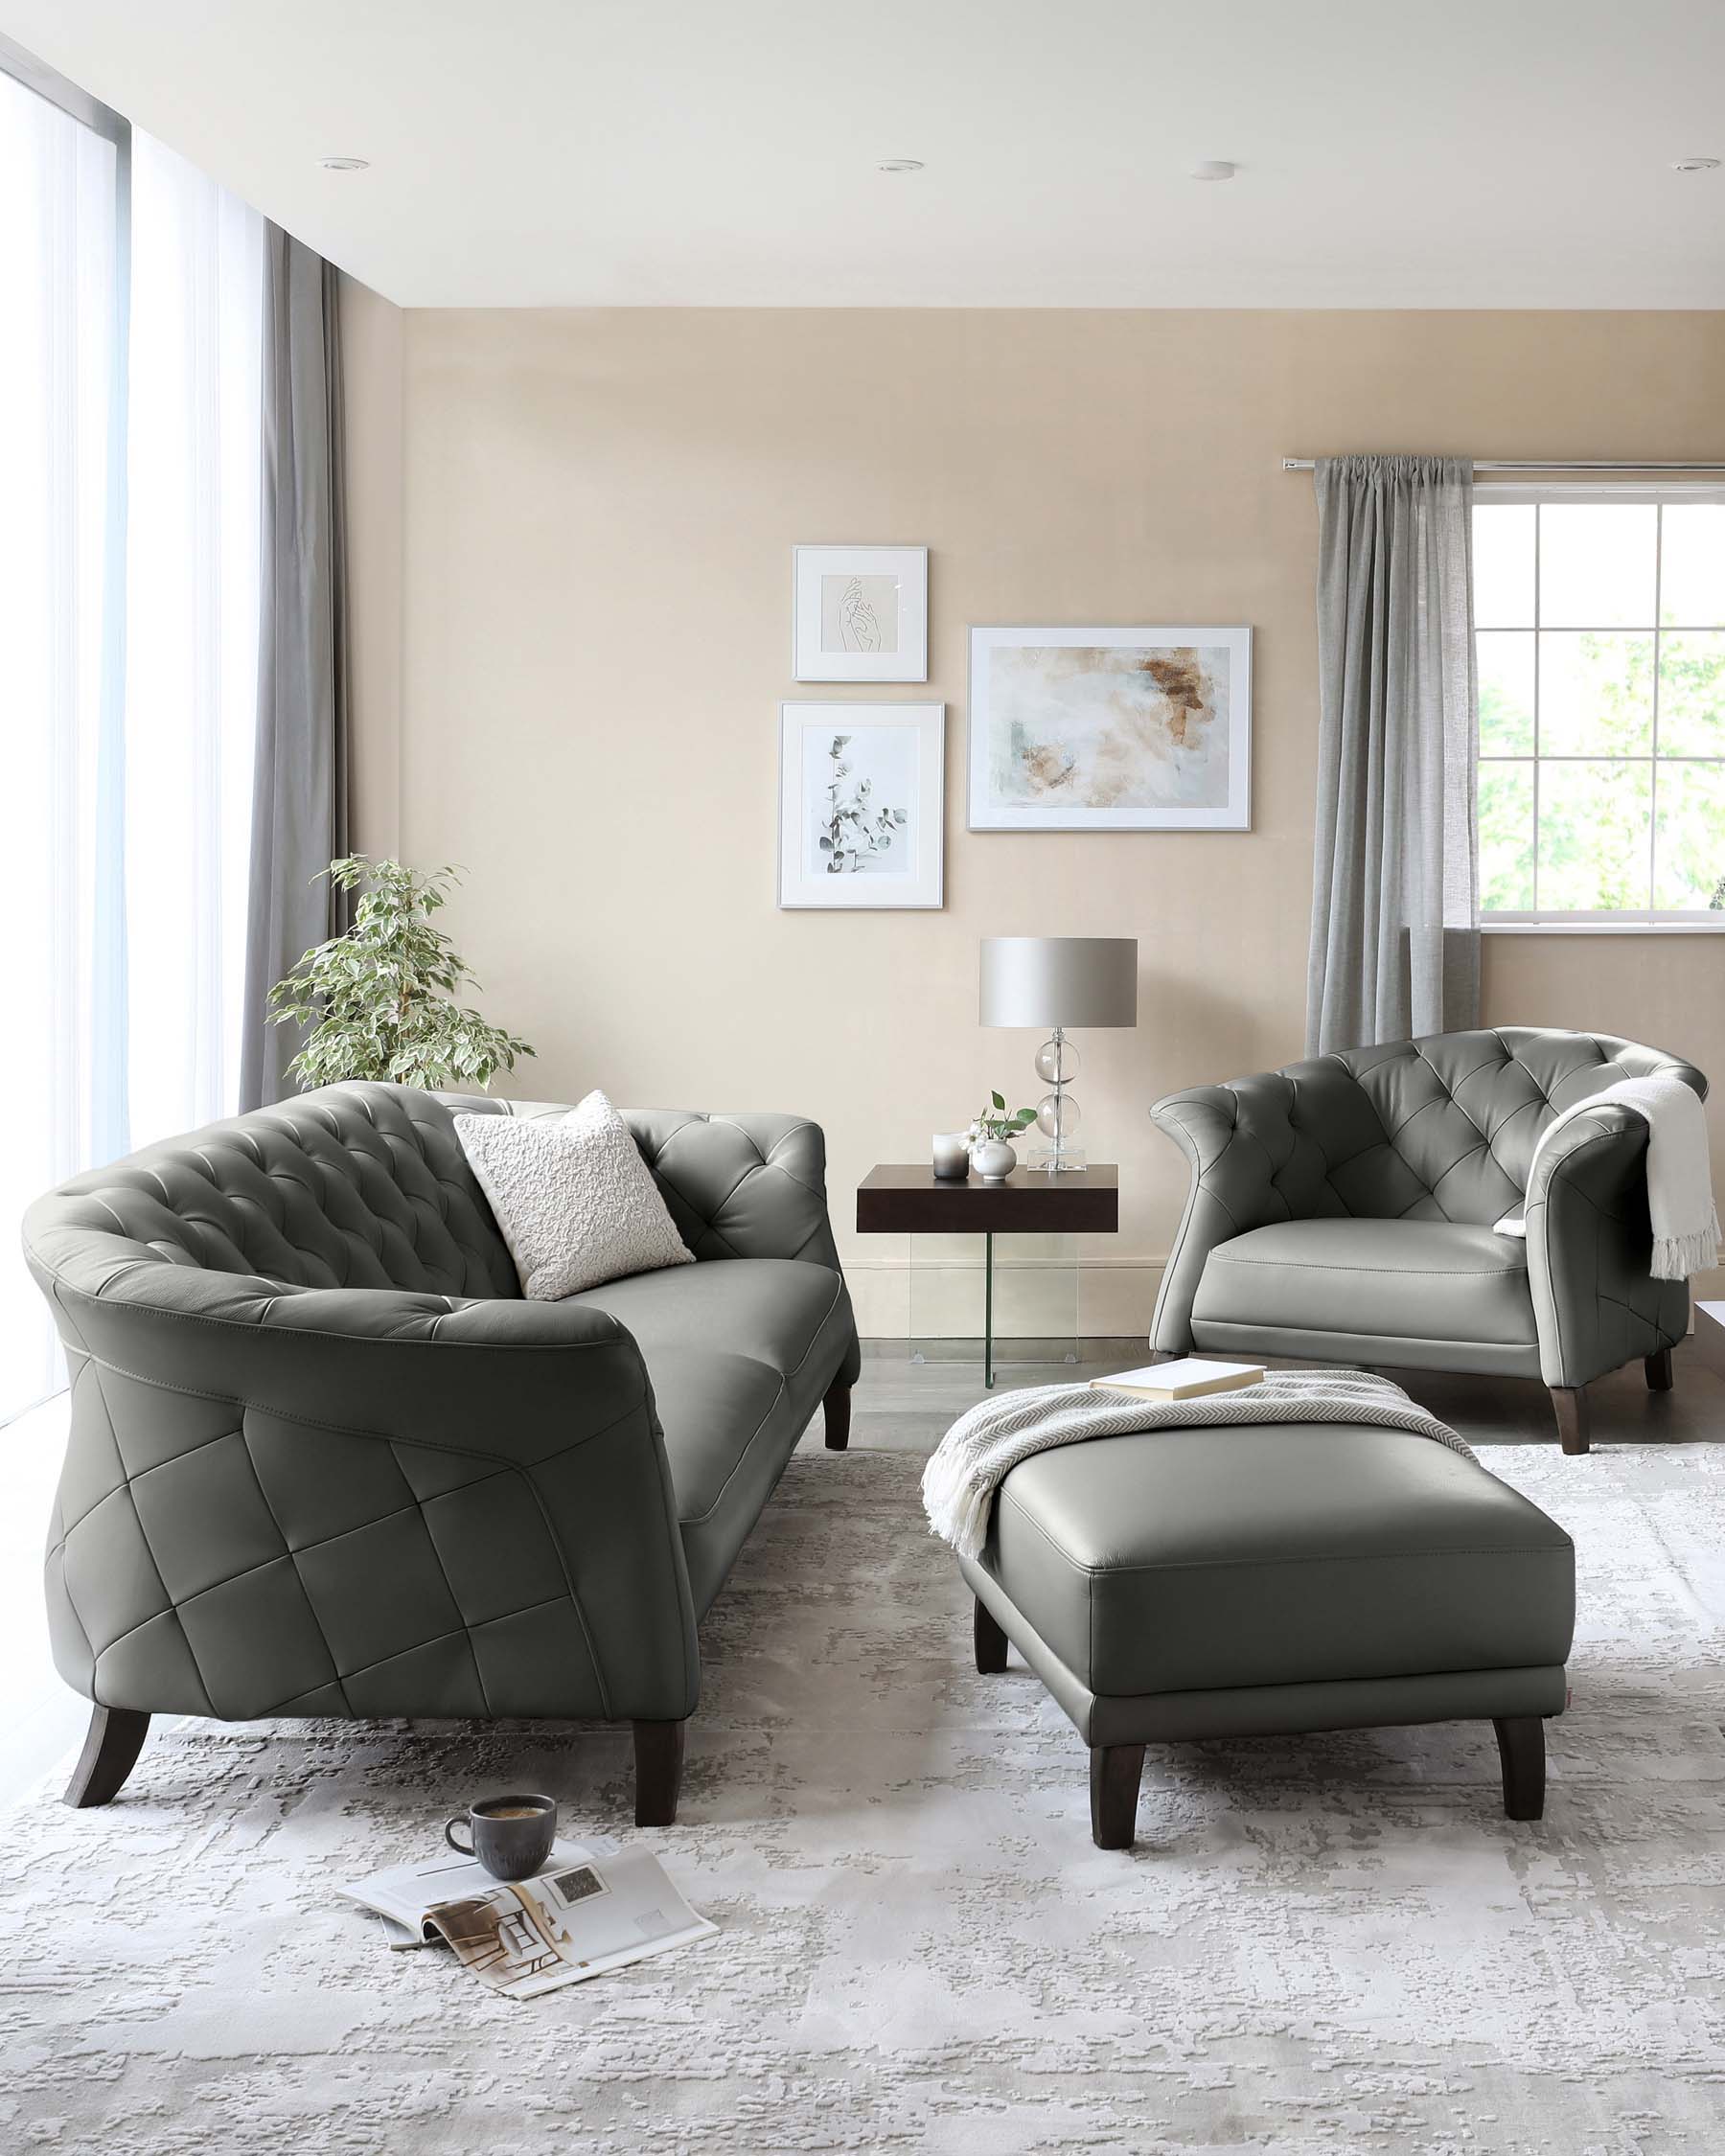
[969, 1092, 1038, 1145]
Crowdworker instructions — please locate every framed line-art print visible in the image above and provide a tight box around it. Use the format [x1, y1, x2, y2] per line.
[967, 625, 1253, 832]
[793, 545, 929, 683]
[778, 702, 945, 909]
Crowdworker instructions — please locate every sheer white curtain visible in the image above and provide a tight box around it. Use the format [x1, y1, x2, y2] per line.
[1, 82, 264, 1422]
[124, 134, 263, 1143]
[0, 72, 123, 1419]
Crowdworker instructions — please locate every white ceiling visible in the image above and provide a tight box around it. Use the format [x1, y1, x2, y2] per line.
[4, 1, 1723, 309]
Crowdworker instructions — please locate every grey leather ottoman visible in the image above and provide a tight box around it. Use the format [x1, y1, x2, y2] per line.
[960, 1421, 1576, 1848]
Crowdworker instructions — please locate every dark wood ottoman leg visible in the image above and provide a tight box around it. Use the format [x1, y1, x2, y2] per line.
[974, 1596, 1009, 1674]
[1493, 1715, 1546, 1821]
[64, 1706, 151, 1809]
[1090, 1743, 1146, 1850]
[822, 1372, 852, 1452]
[632, 1718, 687, 1827]
[1551, 1387, 1590, 1456]
[1644, 1346, 1674, 1392]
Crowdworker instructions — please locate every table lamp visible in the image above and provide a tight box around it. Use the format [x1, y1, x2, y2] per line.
[978, 937, 1138, 1172]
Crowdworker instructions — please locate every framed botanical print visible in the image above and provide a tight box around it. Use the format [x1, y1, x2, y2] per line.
[967, 624, 1253, 832]
[778, 702, 944, 909]
[793, 545, 929, 682]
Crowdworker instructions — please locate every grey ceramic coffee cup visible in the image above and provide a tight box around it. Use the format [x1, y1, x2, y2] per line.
[445, 1792, 557, 1881]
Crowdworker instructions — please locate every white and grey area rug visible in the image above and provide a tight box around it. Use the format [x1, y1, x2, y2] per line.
[3, 1440, 1723, 2154]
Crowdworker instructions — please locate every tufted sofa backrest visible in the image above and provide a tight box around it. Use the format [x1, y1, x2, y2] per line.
[28, 1084, 523, 1301]
[450, 1097, 846, 1271]
[27, 1084, 851, 1311]
[1259, 1028, 1707, 1227]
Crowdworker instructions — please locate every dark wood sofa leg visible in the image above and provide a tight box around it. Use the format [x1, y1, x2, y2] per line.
[974, 1596, 1009, 1675]
[1090, 1742, 1146, 1850]
[822, 1372, 852, 1452]
[1493, 1715, 1546, 1822]
[632, 1718, 687, 1827]
[64, 1706, 150, 1809]
[1551, 1386, 1591, 1456]
[1644, 1346, 1674, 1393]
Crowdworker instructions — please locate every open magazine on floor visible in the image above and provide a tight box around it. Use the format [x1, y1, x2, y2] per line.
[338, 1838, 717, 2000]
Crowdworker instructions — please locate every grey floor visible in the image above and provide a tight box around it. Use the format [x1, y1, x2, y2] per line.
[853, 1330, 1725, 1456]
[5, 1335, 1721, 1806]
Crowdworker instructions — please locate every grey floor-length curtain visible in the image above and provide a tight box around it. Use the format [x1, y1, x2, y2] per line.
[1305, 454, 1479, 1057]
[240, 226, 350, 1109]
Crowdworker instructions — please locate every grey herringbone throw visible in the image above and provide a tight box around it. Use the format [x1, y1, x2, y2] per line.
[923, 1368, 1477, 1560]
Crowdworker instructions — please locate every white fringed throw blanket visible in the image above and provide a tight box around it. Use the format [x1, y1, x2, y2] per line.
[922, 1369, 1476, 1561]
[1494, 1074, 1719, 1281]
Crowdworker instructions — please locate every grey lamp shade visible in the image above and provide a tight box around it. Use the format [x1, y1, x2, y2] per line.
[978, 937, 1138, 1028]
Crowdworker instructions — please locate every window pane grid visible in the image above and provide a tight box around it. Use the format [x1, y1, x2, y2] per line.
[1475, 497, 1725, 918]
[1650, 503, 1660, 913]
[1531, 508, 1539, 910]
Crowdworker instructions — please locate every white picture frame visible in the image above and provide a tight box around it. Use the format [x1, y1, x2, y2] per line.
[794, 545, 929, 683]
[778, 702, 945, 910]
[967, 624, 1253, 832]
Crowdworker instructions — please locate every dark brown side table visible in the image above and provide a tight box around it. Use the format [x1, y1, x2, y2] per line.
[857, 1163, 1119, 1387]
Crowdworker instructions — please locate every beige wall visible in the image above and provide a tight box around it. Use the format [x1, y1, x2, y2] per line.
[342, 304, 1725, 1330]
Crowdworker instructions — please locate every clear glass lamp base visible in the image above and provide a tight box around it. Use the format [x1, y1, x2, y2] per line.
[1024, 1145, 1088, 1172]
[1029, 1053, 1082, 1171]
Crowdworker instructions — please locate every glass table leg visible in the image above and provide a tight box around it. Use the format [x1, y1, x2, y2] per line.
[984, 1231, 994, 1388]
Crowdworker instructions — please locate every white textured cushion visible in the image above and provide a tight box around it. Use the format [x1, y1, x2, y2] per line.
[454, 1091, 694, 1300]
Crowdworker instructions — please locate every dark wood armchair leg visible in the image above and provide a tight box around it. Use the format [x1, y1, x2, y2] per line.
[1493, 1715, 1546, 1822]
[64, 1706, 150, 1809]
[822, 1372, 852, 1452]
[1551, 1386, 1591, 1456]
[632, 1718, 687, 1827]
[1644, 1346, 1674, 1392]
[974, 1596, 1009, 1674]
[1089, 1742, 1146, 1850]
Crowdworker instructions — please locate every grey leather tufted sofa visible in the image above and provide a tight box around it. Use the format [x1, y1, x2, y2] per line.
[1150, 1028, 1706, 1454]
[23, 1084, 861, 1819]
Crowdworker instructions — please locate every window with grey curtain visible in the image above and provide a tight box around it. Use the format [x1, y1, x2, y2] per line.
[240, 227, 350, 1110]
[1306, 454, 1479, 1056]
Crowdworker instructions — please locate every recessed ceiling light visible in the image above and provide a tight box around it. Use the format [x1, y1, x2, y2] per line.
[317, 155, 370, 172]
[1671, 156, 1719, 172]
[1191, 159, 1236, 182]
[877, 158, 924, 173]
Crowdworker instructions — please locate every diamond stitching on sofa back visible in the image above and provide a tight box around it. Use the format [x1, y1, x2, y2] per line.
[623, 1112, 838, 1266]
[433, 1097, 842, 1276]
[40, 1085, 518, 1298]
[1331, 1028, 1703, 1225]
[1178, 1029, 1706, 1232]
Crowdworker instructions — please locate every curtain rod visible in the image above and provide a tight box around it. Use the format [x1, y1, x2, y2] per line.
[1280, 457, 1725, 472]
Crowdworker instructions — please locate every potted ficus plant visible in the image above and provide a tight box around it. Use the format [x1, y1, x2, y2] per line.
[267, 855, 535, 1091]
[969, 1091, 1037, 1181]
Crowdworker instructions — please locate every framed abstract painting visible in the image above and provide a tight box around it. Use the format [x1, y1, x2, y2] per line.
[967, 624, 1253, 832]
[777, 702, 944, 909]
[793, 545, 929, 682]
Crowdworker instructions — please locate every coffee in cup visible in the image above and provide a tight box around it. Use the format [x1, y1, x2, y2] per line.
[445, 1793, 557, 1881]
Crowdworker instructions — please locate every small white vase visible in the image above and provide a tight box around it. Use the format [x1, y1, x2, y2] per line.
[970, 1138, 1017, 1181]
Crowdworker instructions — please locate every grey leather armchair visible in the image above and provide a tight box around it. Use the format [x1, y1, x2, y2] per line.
[1150, 1028, 1706, 1454]
[23, 1084, 860, 1820]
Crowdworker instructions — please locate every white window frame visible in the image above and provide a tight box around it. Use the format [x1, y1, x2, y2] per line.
[1476, 478, 1725, 934]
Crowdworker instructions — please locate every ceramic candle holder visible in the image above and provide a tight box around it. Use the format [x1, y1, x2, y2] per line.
[932, 1131, 971, 1180]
